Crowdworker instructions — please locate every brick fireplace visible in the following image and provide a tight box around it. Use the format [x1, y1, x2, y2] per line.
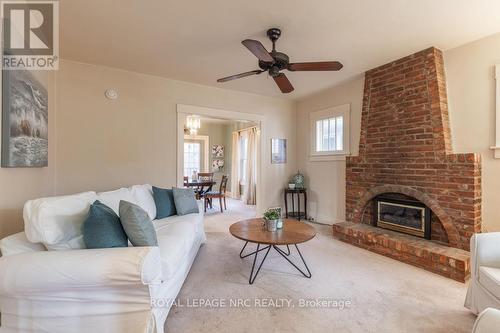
[332, 47, 481, 282]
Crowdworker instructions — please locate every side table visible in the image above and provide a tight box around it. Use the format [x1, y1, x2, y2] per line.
[284, 188, 307, 221]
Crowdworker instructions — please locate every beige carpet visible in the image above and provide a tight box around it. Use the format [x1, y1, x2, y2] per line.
[165, 199, 476, 333]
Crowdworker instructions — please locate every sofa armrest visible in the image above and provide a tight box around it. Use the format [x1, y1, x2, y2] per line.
[473, 308, 500, 333]
[0, 246, 162, 296]
[471, 233, 500, 275]
[0, 231, 46, 256]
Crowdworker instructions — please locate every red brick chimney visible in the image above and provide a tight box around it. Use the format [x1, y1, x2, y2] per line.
[345, 47, 481, 251]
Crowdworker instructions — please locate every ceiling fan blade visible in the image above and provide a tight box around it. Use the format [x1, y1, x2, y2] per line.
[288, 61, 343, 71]
[273, 73, 294, 93]
[242, 39, 274, 63]
[217, 70, 263, 83]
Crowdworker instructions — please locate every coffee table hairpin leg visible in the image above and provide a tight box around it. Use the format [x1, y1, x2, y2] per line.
[273, 244, 311, 278]
[248, 244, 271, 284]
[240, 242, 311, 284]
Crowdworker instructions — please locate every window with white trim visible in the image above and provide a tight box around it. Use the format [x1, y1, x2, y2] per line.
[184, 142, 201, 178]
[310, 104, 350, 160]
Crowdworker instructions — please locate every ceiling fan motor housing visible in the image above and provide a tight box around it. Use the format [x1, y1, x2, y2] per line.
[260, 28, 289, 76]
[258, 52, 289, 75]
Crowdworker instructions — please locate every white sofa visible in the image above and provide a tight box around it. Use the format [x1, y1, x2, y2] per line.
[0, 184, 206, 333]
[465, 232, 500, 314]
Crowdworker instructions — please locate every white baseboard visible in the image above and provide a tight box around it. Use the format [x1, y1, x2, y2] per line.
[310, 214, 345, 225]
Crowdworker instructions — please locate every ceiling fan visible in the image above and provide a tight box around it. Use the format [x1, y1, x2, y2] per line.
[217, 28, 343, 94]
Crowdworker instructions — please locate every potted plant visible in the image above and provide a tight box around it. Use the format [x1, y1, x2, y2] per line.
[263, 210, 280, 232]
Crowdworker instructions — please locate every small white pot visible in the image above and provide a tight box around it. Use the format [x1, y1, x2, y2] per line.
[265, 219, 278, 232]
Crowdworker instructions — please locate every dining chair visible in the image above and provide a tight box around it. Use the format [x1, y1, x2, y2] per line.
[204, 175, 228, 213]
[197, 172, 214, 198]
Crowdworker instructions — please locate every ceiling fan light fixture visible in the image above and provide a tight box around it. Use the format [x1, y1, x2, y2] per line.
[186, 115, 201, 135]
[269, 66, 280, 77]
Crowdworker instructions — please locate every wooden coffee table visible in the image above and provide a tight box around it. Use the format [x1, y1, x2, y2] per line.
[229, 218, 316, 284]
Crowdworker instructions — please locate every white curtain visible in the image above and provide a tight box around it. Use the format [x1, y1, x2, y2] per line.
[230, 131, 240, 199]
[243, 128, 258, 205]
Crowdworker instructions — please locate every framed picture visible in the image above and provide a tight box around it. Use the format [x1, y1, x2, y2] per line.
[212, 144, 224, 157]
[212, 159, 224, 171]
[1, 69, 48, 167]
[271, 138, 286, 164]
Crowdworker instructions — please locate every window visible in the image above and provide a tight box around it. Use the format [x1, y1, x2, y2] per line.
[315, 116, 343, 152]
[184, 142, 201, 178]
[310, 104, 350, 160]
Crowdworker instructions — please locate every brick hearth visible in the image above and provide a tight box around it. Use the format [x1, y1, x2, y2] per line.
[333, 222, 470, 282]
[333, 47, 481, 281]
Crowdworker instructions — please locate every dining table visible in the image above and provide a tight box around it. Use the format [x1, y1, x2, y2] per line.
[186, 180, 216, 199]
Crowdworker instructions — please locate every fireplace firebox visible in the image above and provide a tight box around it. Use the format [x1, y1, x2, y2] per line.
[373, 194, 431, 239]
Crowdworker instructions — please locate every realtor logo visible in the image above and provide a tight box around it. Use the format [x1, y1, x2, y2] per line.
[1, 0, 59, 70]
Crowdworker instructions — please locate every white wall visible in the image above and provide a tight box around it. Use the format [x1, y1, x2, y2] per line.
[444, 32, 500, 232]
[296, 76, 364, 223]
[54, 60, 297, 214]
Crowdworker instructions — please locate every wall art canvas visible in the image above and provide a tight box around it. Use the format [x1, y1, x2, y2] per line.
[212, 144, 224, 157]
[1, 70, 48, 167]
[212, 159, 224, 171]
[271, 138, 286, 164]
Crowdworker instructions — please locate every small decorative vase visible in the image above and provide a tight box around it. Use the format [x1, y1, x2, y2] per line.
[265, 219, 278, 232]
[288, 183, 296, 189]
[291, 170, 305, 189]
[276, 218, 283, 229]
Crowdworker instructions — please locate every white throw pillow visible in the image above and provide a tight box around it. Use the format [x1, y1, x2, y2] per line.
[129, 184, 157, 220]
[23, 191, 97, 250]
[97, 187, 137, 215]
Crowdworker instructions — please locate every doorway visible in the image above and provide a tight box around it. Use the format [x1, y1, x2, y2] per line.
[177, 104, 264, 213]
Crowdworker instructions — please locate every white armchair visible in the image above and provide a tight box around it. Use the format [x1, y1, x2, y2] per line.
[472, 308, 500, 333]
[465, 232, 500, 314]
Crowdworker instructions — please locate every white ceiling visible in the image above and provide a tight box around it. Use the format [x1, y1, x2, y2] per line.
[60, 0, 500, 100]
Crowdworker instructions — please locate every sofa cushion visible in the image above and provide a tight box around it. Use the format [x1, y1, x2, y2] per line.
[153, 216, 197, 280]
[97, 188, 138, 215]
[23, 191, 97, 250]
[479, 266, 500, 297]
[82, 200, 128, 249]
[119, 200, 158, 247]
[152, 186, 177, 219]
[129, 184, 156, 220]
[172, 188, 199, 215]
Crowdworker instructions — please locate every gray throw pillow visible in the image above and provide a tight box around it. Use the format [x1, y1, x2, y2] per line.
[172, 188, 199, 215]
[119, 200, 158, 247]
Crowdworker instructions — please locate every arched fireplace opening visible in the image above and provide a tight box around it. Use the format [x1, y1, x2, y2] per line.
[351, 184, 460, 248]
